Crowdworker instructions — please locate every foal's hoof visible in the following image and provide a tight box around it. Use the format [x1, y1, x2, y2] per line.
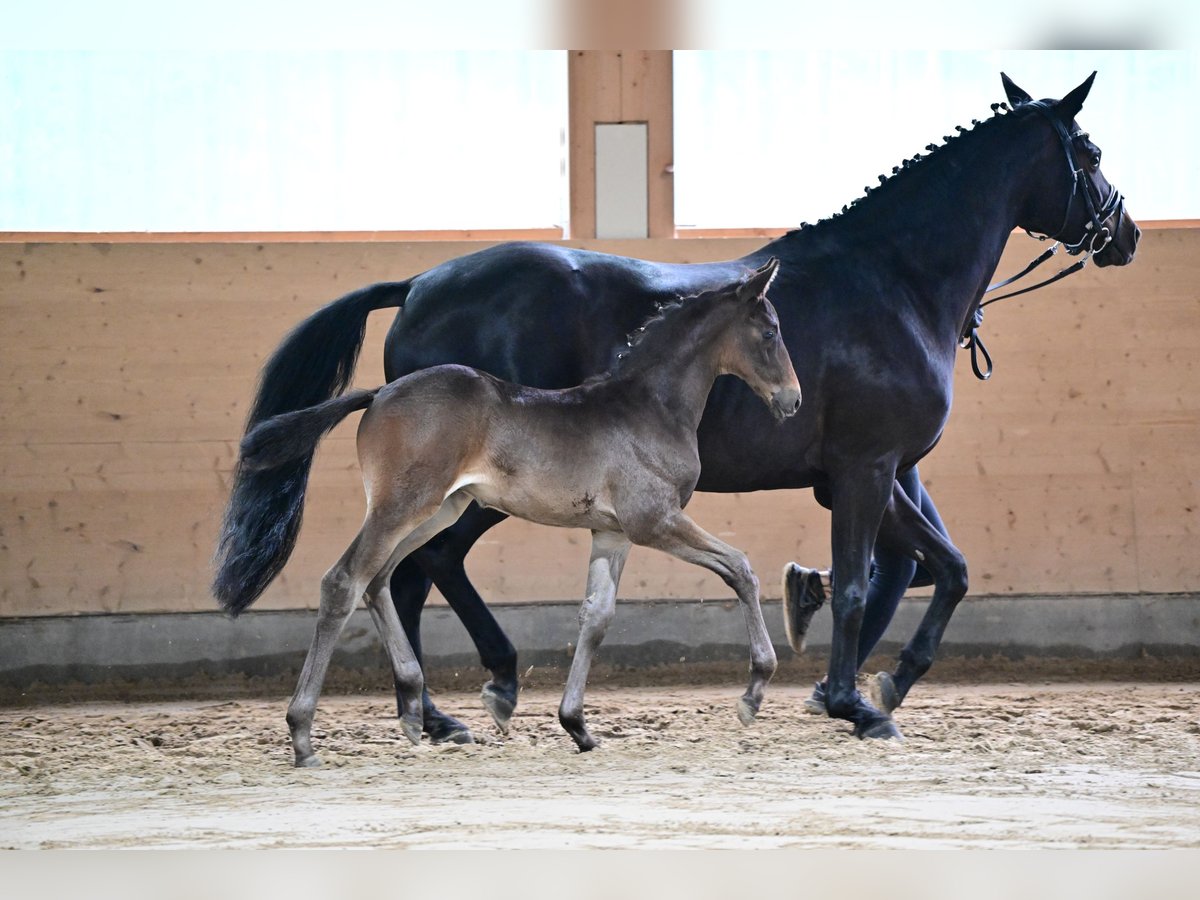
[736, 696, 760, 726]
[400, 716, 423, 747]
[855, 717, 905, 741]
[294, 754, 321, 768]
[481, 682, 516, 734]
[867, 671, 901, 715]
[572, 732, 599, 753]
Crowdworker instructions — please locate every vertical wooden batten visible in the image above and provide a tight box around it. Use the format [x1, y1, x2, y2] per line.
[568, 51, 674, 239]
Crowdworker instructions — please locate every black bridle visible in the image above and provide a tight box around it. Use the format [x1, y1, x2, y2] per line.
[961, 100, 1127, 380]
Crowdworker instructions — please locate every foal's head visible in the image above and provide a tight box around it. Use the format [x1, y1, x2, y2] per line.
[717, 258, 802, 421]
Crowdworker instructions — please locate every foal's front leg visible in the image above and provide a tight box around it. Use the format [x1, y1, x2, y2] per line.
[636, 512, 777, 725]
[558, 530, 631, 752]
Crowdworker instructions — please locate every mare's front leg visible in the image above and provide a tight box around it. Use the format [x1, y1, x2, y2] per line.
[558, 531, 631, 752]
[826, 465, 903, 740]
[635, 512, 777, 725]
[868, 481, 969, 715]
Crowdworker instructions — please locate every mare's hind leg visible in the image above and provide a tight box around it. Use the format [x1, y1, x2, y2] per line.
[633, 513, 777, 725]
[286, 505, 437, 768]
[558, 530, 631, 752]
[867, 481, 969, 715]
[386, 557, 467, 741]
[404, 506, 519, 736]
[361, 491, 476, 746]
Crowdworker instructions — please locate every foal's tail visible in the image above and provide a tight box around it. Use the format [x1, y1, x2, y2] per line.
[213, 280, 408, 617]
[239, 388, 380, 472]
[213, 388, 380, 616]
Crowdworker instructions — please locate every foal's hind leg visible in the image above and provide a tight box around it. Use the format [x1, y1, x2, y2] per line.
[286, 512, 423, 767]
[361, 491, 476, 745]
[633, 513, 777, 725]
[286, 495, 462, 767]
[558, 530, 631, 752]
[404, 506, 519, 738]
[867, 482, 969, 716]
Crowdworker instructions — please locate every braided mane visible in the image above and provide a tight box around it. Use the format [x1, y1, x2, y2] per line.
[788, 99, 1021, 234]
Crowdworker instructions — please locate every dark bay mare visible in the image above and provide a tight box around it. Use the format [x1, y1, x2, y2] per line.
[215, 73, 1139, 742]
[220, 262, 799, 763]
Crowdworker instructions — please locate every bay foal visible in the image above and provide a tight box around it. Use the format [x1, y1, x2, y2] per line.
[224, 259, 800, 764]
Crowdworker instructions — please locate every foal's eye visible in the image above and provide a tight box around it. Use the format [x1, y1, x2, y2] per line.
[762, 329, 776, 340]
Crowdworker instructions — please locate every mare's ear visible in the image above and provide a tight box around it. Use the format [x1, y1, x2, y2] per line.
[1000, 72, 1033, 107]
[1056, 71, 1096, 124]
[738, 257, 779, 303]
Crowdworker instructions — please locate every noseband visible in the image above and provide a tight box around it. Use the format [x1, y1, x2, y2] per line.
[961, 100, 1127, 380]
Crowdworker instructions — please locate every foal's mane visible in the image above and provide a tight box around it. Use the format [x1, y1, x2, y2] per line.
[592, 282, 738, 382]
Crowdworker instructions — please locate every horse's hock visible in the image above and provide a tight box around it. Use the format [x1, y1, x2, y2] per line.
[0, 229, 1198, 687]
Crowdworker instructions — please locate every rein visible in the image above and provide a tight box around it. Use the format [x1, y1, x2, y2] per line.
[961, 100, 1126, 380]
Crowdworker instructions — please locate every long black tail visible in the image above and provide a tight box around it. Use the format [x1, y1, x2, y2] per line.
[213, 282, 408, 616]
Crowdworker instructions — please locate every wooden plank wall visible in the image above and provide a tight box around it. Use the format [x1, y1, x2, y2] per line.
[1, 230, 1196, 617]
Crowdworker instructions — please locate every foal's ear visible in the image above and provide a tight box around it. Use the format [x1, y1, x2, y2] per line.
[1056, 71, 1096, 123]
[738, 257, 779, 303]
[1000, 72, 1033, 107]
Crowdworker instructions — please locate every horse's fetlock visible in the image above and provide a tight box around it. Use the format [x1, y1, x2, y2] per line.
[286, 702, 314, 732]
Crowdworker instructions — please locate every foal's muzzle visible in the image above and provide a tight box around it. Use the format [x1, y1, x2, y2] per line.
[771, 386, 802, 420]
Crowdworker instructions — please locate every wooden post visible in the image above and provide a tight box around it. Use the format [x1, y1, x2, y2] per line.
[568, 51, 674, 239]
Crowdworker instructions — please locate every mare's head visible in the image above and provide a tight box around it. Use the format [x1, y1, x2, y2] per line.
[1003, 71, 1140, 267]
[718, 258, 802, 421]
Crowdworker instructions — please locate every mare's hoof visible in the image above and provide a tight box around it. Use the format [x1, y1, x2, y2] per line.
[736, 697, 759, 726]
[867, 671, 901, 715]
[432, 727, 474, 745]
[481, 683, 516, 734]
[294, 754, 321, 768]
[424, 710, 474, 744]
[856, 718, 904, 741]
[400, 716, 423, 746]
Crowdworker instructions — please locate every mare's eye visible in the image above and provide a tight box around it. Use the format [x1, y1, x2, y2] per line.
[1089, 151, 1101, 170]
[762, 329, 776, 340]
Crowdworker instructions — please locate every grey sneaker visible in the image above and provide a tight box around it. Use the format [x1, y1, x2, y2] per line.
[781, 563, 828, 654]
[803, 681, 827, 716]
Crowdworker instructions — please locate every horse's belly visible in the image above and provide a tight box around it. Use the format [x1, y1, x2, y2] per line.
[463, 480, 620, 532]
